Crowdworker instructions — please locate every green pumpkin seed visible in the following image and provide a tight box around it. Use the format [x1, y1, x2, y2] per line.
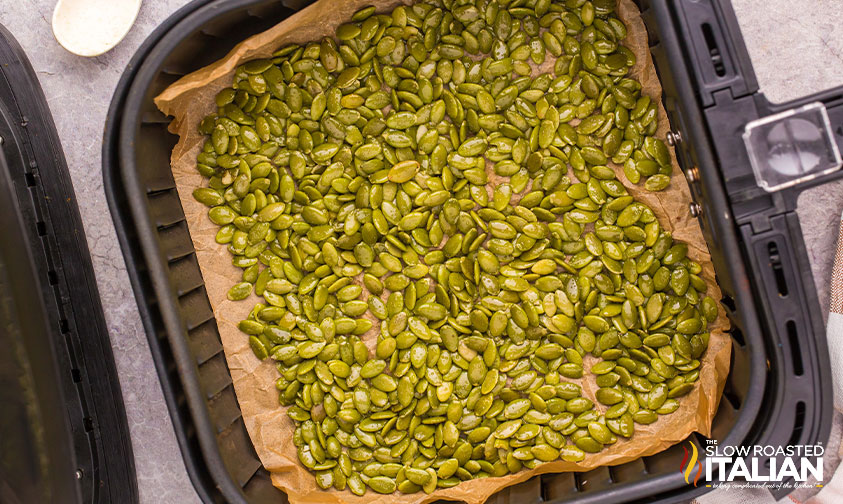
[367, 476, 396, 494]
[575, 436, 603, 453]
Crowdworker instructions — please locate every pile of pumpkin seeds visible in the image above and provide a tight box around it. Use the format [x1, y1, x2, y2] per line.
[192, 0, 719, 496]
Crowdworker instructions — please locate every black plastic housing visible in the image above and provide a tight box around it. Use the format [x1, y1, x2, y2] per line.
[102, 1, 833, 503]
[642, 1, 834, 492]
[0, 25, 137, 504]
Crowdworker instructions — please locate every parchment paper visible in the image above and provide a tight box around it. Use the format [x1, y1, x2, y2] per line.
[155, 1, 732, 503]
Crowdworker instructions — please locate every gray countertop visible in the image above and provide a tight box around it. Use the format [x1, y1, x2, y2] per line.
[1, 1, 842, 502]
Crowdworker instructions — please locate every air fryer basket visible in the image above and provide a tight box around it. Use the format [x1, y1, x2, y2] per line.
[103, 1, 833, 503]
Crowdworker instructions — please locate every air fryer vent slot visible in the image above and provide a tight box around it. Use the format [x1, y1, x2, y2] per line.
[701, 23, 726, 77]
[787, 401, 807, 447]
[786, 320, 804, 376]
[767, 242, 789, 297]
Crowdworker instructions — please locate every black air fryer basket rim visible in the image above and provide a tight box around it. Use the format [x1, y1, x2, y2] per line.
[103, 0, 832, 503]
[107, 0, 759, 500]
[105, 1, 258, 502]
[108, 2, 281, 502]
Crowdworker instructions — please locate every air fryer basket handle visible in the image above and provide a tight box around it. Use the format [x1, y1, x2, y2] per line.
[674, 0, 843, 191]
[644, 0, 835, 496]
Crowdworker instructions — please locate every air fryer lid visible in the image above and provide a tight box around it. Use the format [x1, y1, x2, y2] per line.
[0, 24, 137, 504]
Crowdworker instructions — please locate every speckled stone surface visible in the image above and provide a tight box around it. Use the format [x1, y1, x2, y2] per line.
[0, 1, 841, 503]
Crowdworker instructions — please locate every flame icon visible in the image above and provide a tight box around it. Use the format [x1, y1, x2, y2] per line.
[679, 441, 703, 487]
